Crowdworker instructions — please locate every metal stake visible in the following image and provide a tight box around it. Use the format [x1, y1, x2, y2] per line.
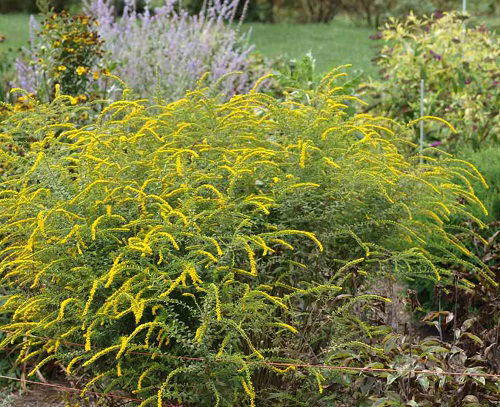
[419, 79, 425, 161]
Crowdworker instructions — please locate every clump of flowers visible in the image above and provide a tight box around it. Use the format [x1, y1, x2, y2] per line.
[15, 10, 106, 101]
[84, 0, 257, 100]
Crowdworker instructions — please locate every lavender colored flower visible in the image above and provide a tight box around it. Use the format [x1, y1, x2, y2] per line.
[13, 16, 42, 94]
[429, 49, 442, 61]
[83, 0, 256, 101]
[433, 11, 445, 20]
[430, 141, 443, 147]
[13, 58, 37, 94]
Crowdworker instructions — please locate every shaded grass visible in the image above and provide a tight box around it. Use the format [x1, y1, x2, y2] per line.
[243, 17, 378, 76]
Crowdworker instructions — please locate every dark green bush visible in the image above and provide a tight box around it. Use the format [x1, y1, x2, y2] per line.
[246, 0, 498, 24]
[0, 0, 79, 13]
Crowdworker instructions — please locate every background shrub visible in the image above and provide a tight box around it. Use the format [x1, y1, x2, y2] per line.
[2, 0, 498, 22]
[342, 0, 498, 27]
[364, 12, 499, 151]
[0, 0, 70, 13]
[0, 70, 493, 405]
[238, 0, 498, 24]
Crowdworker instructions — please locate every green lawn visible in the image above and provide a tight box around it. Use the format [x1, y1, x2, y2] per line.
[0, 13, 31, 52]
[243, 18, 377, 76]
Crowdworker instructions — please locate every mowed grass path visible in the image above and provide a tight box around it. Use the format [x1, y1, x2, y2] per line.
[1, 13, 377, 76]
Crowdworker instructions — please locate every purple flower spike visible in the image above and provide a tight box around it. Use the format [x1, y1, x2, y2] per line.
[81, 0, 256, 101]
[430, 141, 443, 147]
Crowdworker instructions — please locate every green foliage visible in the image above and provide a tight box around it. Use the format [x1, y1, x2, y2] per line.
[341, 0, 433, 27]
[0, 318, 21, 391]
[397, 143, 498, 374]
[343, 0, 499, 27]
[364, 12, 499, 151]
[457, 146, 500, 222]
[248, 0, 341, 24]
[272, 53, 318, 94]
[0, 71, 493, 405]
[0, 0, 80, 13]
[337, 330, 500, 406]
[246, 0, 498, 25]
[268, 55, 363, 107]
[390, 218, 499, 405]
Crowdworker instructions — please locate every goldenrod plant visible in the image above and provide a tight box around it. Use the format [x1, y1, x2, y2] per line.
[0, 70, 494, 406]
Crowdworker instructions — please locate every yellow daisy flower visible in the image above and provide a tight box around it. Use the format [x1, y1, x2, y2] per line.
[76, 66, 88, 76]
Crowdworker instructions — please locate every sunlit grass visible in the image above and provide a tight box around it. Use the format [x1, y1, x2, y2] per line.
[0, 13, 31, 52]
[243, 16, 378, 76]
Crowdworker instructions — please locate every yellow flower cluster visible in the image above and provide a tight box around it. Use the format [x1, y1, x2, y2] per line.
[76, 66, 88, 76]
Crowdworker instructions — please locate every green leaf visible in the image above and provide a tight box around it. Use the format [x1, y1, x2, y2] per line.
[417, 375, 430, 391]
[462, 332, 484, 345]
